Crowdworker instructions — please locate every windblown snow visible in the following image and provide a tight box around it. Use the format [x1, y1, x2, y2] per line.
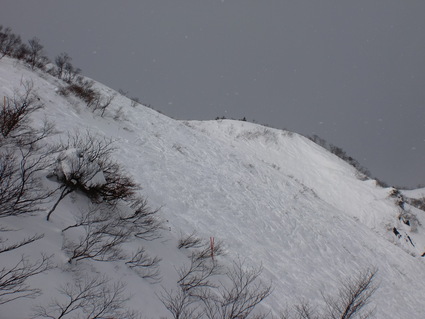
[1, 57, 425, 318]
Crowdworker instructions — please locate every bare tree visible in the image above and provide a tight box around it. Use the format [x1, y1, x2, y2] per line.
[54, 53, 72, 80]
[62, 63, 81, 84]
[32, 275, 139, 319]
[0, 25, 22, 59]
[27, 37, 46, 70]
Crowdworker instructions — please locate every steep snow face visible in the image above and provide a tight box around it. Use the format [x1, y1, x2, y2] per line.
[1, 57, 425, 318]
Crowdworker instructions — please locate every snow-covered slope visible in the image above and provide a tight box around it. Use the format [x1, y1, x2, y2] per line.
[1, 57, 425, 318]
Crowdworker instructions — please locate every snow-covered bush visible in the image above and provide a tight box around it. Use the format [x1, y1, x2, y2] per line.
[48, 131, 139, 220]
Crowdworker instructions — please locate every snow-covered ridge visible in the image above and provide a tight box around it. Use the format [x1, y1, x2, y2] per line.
[1, 56, 425, 318]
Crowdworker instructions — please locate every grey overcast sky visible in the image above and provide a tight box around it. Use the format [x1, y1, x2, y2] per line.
[1, 1, 424, 188]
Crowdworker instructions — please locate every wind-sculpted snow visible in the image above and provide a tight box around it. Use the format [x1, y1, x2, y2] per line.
[1, 57, 425, 318]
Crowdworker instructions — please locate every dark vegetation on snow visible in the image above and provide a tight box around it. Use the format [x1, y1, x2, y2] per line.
[0, 25, 382, 318]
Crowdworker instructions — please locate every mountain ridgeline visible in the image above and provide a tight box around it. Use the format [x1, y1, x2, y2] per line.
[1, 26, 425, 318]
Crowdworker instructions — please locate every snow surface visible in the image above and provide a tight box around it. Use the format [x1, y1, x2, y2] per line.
[1, 56, 425, 318]
[403, 187, 425, 200]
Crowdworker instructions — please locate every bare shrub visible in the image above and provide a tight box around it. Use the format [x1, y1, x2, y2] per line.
[0, 80, 44, 140]
[192, 240, 225, 262]
[177, 255, 221, 295]
[63, 63, 81, 84]
[64, 215, 131, 263]
[159, 288, 202, 319]
[61, 205, 110, 233]
[91, 93, 116, 117]
[0, 229, 52, 305]
[98, 160, 139, 204]
[0, 83, 54, 218]
[113, 106, 125, 121]
[63, 197, 162, 243]
[0, 136, 55, 218]
[328, 144, 370, 178]
[178, 231, 203, 249]
[0, 229, 44, 254]
[130, 97, 141, 108]
[280, 268, 379, 319]
[126, 247, 161, 282]
[307, 134, 372, 180]
[32, 275, 139, 319]
[65, 78, 100, 107]
[322, 268, 378, 319]
[159, 242, 222, 319]
[13, 42, 30, 61]
[0, 254, 52, 305]
[119, 197, 163, 241]
[161, 258, 271, 319]
[199, 260, 272, 319]
[291, 302, 319, 319]
[175, 240, 224, 295]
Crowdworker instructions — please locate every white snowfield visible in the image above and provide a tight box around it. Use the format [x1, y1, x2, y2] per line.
[1, 56, 425, 318]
